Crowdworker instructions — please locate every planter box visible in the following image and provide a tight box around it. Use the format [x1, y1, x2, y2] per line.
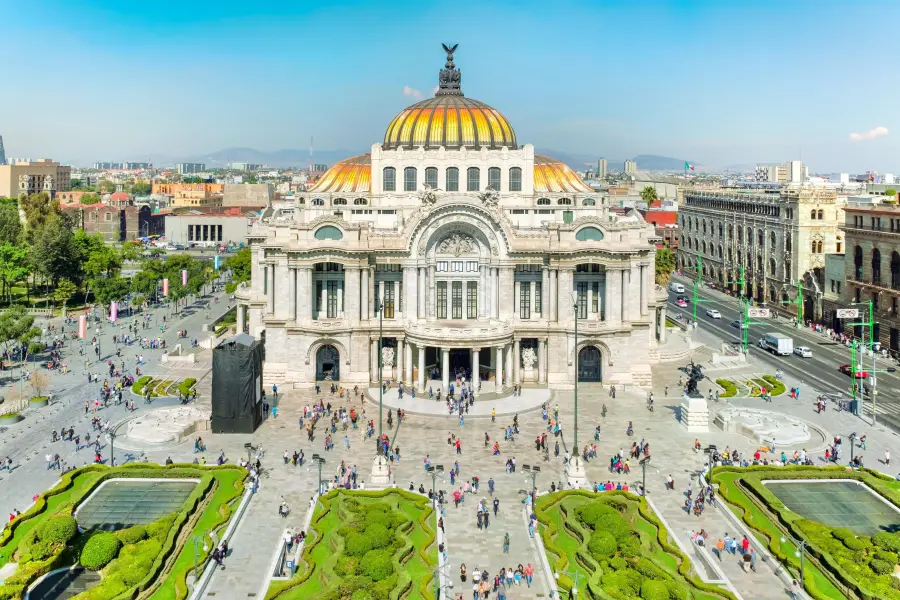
[29, 397, 49, 408]
[0, 413, 22, 424]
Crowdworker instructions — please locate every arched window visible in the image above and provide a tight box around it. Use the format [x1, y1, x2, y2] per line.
[509, 167, 522, 192]
[702, 221, 707, 234]
[311, 198, 325, 206]
[747, 228, 753, 244]
[557, 198, 572, 205]
[836, 240, 842, 253]
[769, 258, 776, 273]
[333, 198, 347, 206]
[737, 226, 743, 243]
[717, 244, 723, 258]
[891, 251, 900, 289]
[537, 198, 551, 206]
[817, 209, 824, 219]
[382, 167, 396, 192]
[817, 241, 824, 253]
[769, 231, 776, 249]
[487, 167, 501, 191]
[403, 167, 417, 192]
[353, 198, 368, 206]
[757, 255, 762, 271]
[718, 223, 723, 238]
[575, 227, 604, 241]
[467, 167, 480, 191]
[314, 226, 343, 241]
[757, 230, 763, 246]
[786, 235, 792, 252]
[702, 241, 707, 255]
[810, 240, 816, 253]
[582, 197, 596, 206]
[854, 245, 863, 280]
[810, 210, 816, 219]
[873, 248, 882, 284]
[297, 198, 306, 205]
[445, 167, 459, 191]
[424, 167, 438, 189]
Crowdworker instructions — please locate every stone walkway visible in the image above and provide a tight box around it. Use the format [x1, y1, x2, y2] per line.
[366, 381, 550, 416]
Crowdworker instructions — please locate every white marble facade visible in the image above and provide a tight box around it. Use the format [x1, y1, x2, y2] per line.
[234, 48, 668, 390]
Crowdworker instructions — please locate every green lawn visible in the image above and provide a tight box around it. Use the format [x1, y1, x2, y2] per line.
[536, 490, 735, 600]
[266, 489, 438, 600]
[710, 466, 900, 600]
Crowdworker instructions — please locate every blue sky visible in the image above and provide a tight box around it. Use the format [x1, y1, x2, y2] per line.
[4, 0, 897, 172]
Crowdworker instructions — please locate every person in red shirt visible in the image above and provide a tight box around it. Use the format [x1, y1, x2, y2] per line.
[741, 536, 750, 554]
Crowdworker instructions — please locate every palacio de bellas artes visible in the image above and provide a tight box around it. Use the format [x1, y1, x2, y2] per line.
[235, 45, 667, 394]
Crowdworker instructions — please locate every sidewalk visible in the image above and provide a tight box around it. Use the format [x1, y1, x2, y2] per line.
[365, 385, 550, 416]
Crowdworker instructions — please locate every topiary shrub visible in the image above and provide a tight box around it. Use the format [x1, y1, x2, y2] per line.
[578, 502, 622, 529]
[588, 530, 618, 560]
[345, 532, 374, 556]
[870, 558, 894, 576]
[116, 525, 147, 545]
[0, 584, 25, 600]
[875, 550, 899, 564]
[81, 532, 122, 570]
[609, 556, 627, 570]
[640, 579, 670, 600]
[874, 531, 900, 553]
[665, 580, 691, 600]
[361, 549, 394, 581]
[39, 515, 78, 545]
[365, 523, 392, 550]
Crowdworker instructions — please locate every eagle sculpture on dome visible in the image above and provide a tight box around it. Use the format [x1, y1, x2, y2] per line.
[442, 43, 458, 58]
[438, 43, 462, 95]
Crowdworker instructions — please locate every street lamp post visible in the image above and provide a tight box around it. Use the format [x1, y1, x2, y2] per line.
[312, 453, 326, 495]
[190, 534, 209, 578]
[639, 456, 651, 496]
[108, 430, 117, 466]
[377, 302, 384, 455]
[555, 569, 583, 599]
[523, 464, 541, 498]
[425, 464, 444, 505]
[848, 432, 857, 466]
[780, 534, 808, 588]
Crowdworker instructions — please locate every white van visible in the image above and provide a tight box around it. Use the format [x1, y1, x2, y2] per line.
[668, 282, 685, 294]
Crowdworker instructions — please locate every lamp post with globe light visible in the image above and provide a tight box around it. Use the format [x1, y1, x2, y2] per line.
[555, 569, 583, 598]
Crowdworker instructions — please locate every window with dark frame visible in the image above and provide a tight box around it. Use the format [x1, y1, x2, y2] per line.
[467, 282, 478, 318]
[451, 281, 463, 319]
[519, 282, 531, 319]
[437, 281, 447, 319]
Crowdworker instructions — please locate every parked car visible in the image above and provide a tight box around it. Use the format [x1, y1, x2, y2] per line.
[706, 309, 722, 319]
[676, 298, 688, 308]
[794, 346, 812, 358]
[839, 363, 868, 378]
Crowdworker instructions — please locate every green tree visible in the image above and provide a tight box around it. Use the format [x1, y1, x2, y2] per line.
[885, 188, 897, 201]
[30, 214, 80, 287]
[52, 278, 78, 313]
[225, 247, 251, 291]
[640, 186, 659, 205]
[92, 276, 130, 308]
[99, 180, 116, 193]
[131, 182, 152, 196]
[0, 305, 40, 362]
[0, 204, 22, 245]
[655, 248, 675, 285]
[79, 193, 101, 204]
[0, 243, 30, 303]
[20, 192, 60, 236]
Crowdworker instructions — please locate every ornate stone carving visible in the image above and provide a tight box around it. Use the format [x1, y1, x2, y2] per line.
[521, 347, 537, 370]
[478, 187, 500, 207]
[381, 347, 395, 369]
[419, 184, 439, 206]
[437, 233, 476, 256]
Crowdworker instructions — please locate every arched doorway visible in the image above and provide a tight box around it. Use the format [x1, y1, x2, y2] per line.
[578, 346, 602, 382]
[316, 345, 340, 381]
[803, 296, 815, 324]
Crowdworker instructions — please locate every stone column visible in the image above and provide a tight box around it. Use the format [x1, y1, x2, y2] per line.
[513, 280, 520, 317]
[397, 338, 405, 384]
[472, 348, 480, 389]
[623, 268, 632, 321]
[337, 281, 344, 318]
[479, 266, 488, 318]
[505, 343, 513, 385]
[344, 267, 359, 322]
[530, 282, 537, 320]
[495, 345, 503, 391]
[417, 344, 426, 391]
[428, 265, 436, 318]
[557, 268, 573, 321]
[514, 339, 521, 384]
[418, 267, 426, 319]
[542, 267, 550, 319]
[405, 341, 413, 386]
[538, 338, 546, 384]
[370, 339, 378, 383]
[605, 268, 621, 325]
[320, 282, 328, 319]
[499, 268, 514, 320]
[549, 269, 557, 322]
[267, 264, 275, 314]
[441, 348, 450, 391]
[493, 268, 501, 319]
[288, 267, 296, 321]
[237, 304, 246, 333]
[659, 307, 667, 343]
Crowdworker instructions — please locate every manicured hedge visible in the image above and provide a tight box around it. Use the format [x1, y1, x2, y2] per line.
[177, 377, 197, 397]
[131, 375, 152, 395]
[81, 532, 122, 570]
[715, 378, 737, 398]
[711, 466, 900, 599]
[762, 375, 786, 396]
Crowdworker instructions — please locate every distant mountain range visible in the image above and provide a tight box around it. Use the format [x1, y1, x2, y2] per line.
[112, 147, 696, 172]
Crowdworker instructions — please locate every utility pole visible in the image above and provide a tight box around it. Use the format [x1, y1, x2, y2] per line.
[726, 266, 754, 353]
[849, 300, 882, 424]
[688, 252, 714, 325]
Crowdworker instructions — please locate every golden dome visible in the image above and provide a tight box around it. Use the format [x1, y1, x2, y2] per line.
[533, 155, 593, 194]
[383, 96, 517, 150]
[383, 44, 516, 150]
[308, 154, 371, 194]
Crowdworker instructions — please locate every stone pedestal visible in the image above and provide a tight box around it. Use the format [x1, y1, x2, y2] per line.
[370, 455, 391, 488]
[522, 366, 536, 383]
[566, 456, 588, 489]
[679, 393, 710, 433]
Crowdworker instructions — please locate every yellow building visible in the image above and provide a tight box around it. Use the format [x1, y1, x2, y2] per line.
[0, 159, 71, 199]
[152, 183, 224, 207]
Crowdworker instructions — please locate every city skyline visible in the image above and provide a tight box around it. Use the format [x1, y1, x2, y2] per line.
[4, 0, 898, 172]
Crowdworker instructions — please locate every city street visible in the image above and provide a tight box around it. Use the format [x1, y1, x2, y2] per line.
[668, 276, 900, 430]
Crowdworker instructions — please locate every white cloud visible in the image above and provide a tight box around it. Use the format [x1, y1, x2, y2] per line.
[403, 85, 422, 98]
[850, 126, 889, 141]
[432, 86, 439, 95]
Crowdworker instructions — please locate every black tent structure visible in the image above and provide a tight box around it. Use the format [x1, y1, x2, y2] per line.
[211, 333, 264, 434]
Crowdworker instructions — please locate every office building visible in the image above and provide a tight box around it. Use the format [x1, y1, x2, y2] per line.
[0, 159, 72, 199]
[176, 163, 206, 175]
[623, 159, 637, 175]
[235, 46, 666, 388]
[0, 136, 6, 166]
[223, 183, 274, 207]
[597, 158, 607, 180]
[229, 162, 263, 171]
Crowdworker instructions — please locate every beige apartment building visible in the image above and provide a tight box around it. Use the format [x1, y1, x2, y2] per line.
[0, 159, 72, 199]
[677, 187, 844, 321]
[841, 199, 900, 351]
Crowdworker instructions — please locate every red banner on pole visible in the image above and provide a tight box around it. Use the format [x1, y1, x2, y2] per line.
[78, 315, 87, 339]
[163, 279, 169, 297]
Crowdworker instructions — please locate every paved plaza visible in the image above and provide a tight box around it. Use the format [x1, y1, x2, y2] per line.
[7, 315, 900, 599]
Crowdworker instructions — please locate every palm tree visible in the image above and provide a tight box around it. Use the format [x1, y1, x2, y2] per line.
[640, 186, 659, 205]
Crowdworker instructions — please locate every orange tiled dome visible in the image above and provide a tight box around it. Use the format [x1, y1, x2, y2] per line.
[308, 154, 371, 194]
[533, 155, 593, 194]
